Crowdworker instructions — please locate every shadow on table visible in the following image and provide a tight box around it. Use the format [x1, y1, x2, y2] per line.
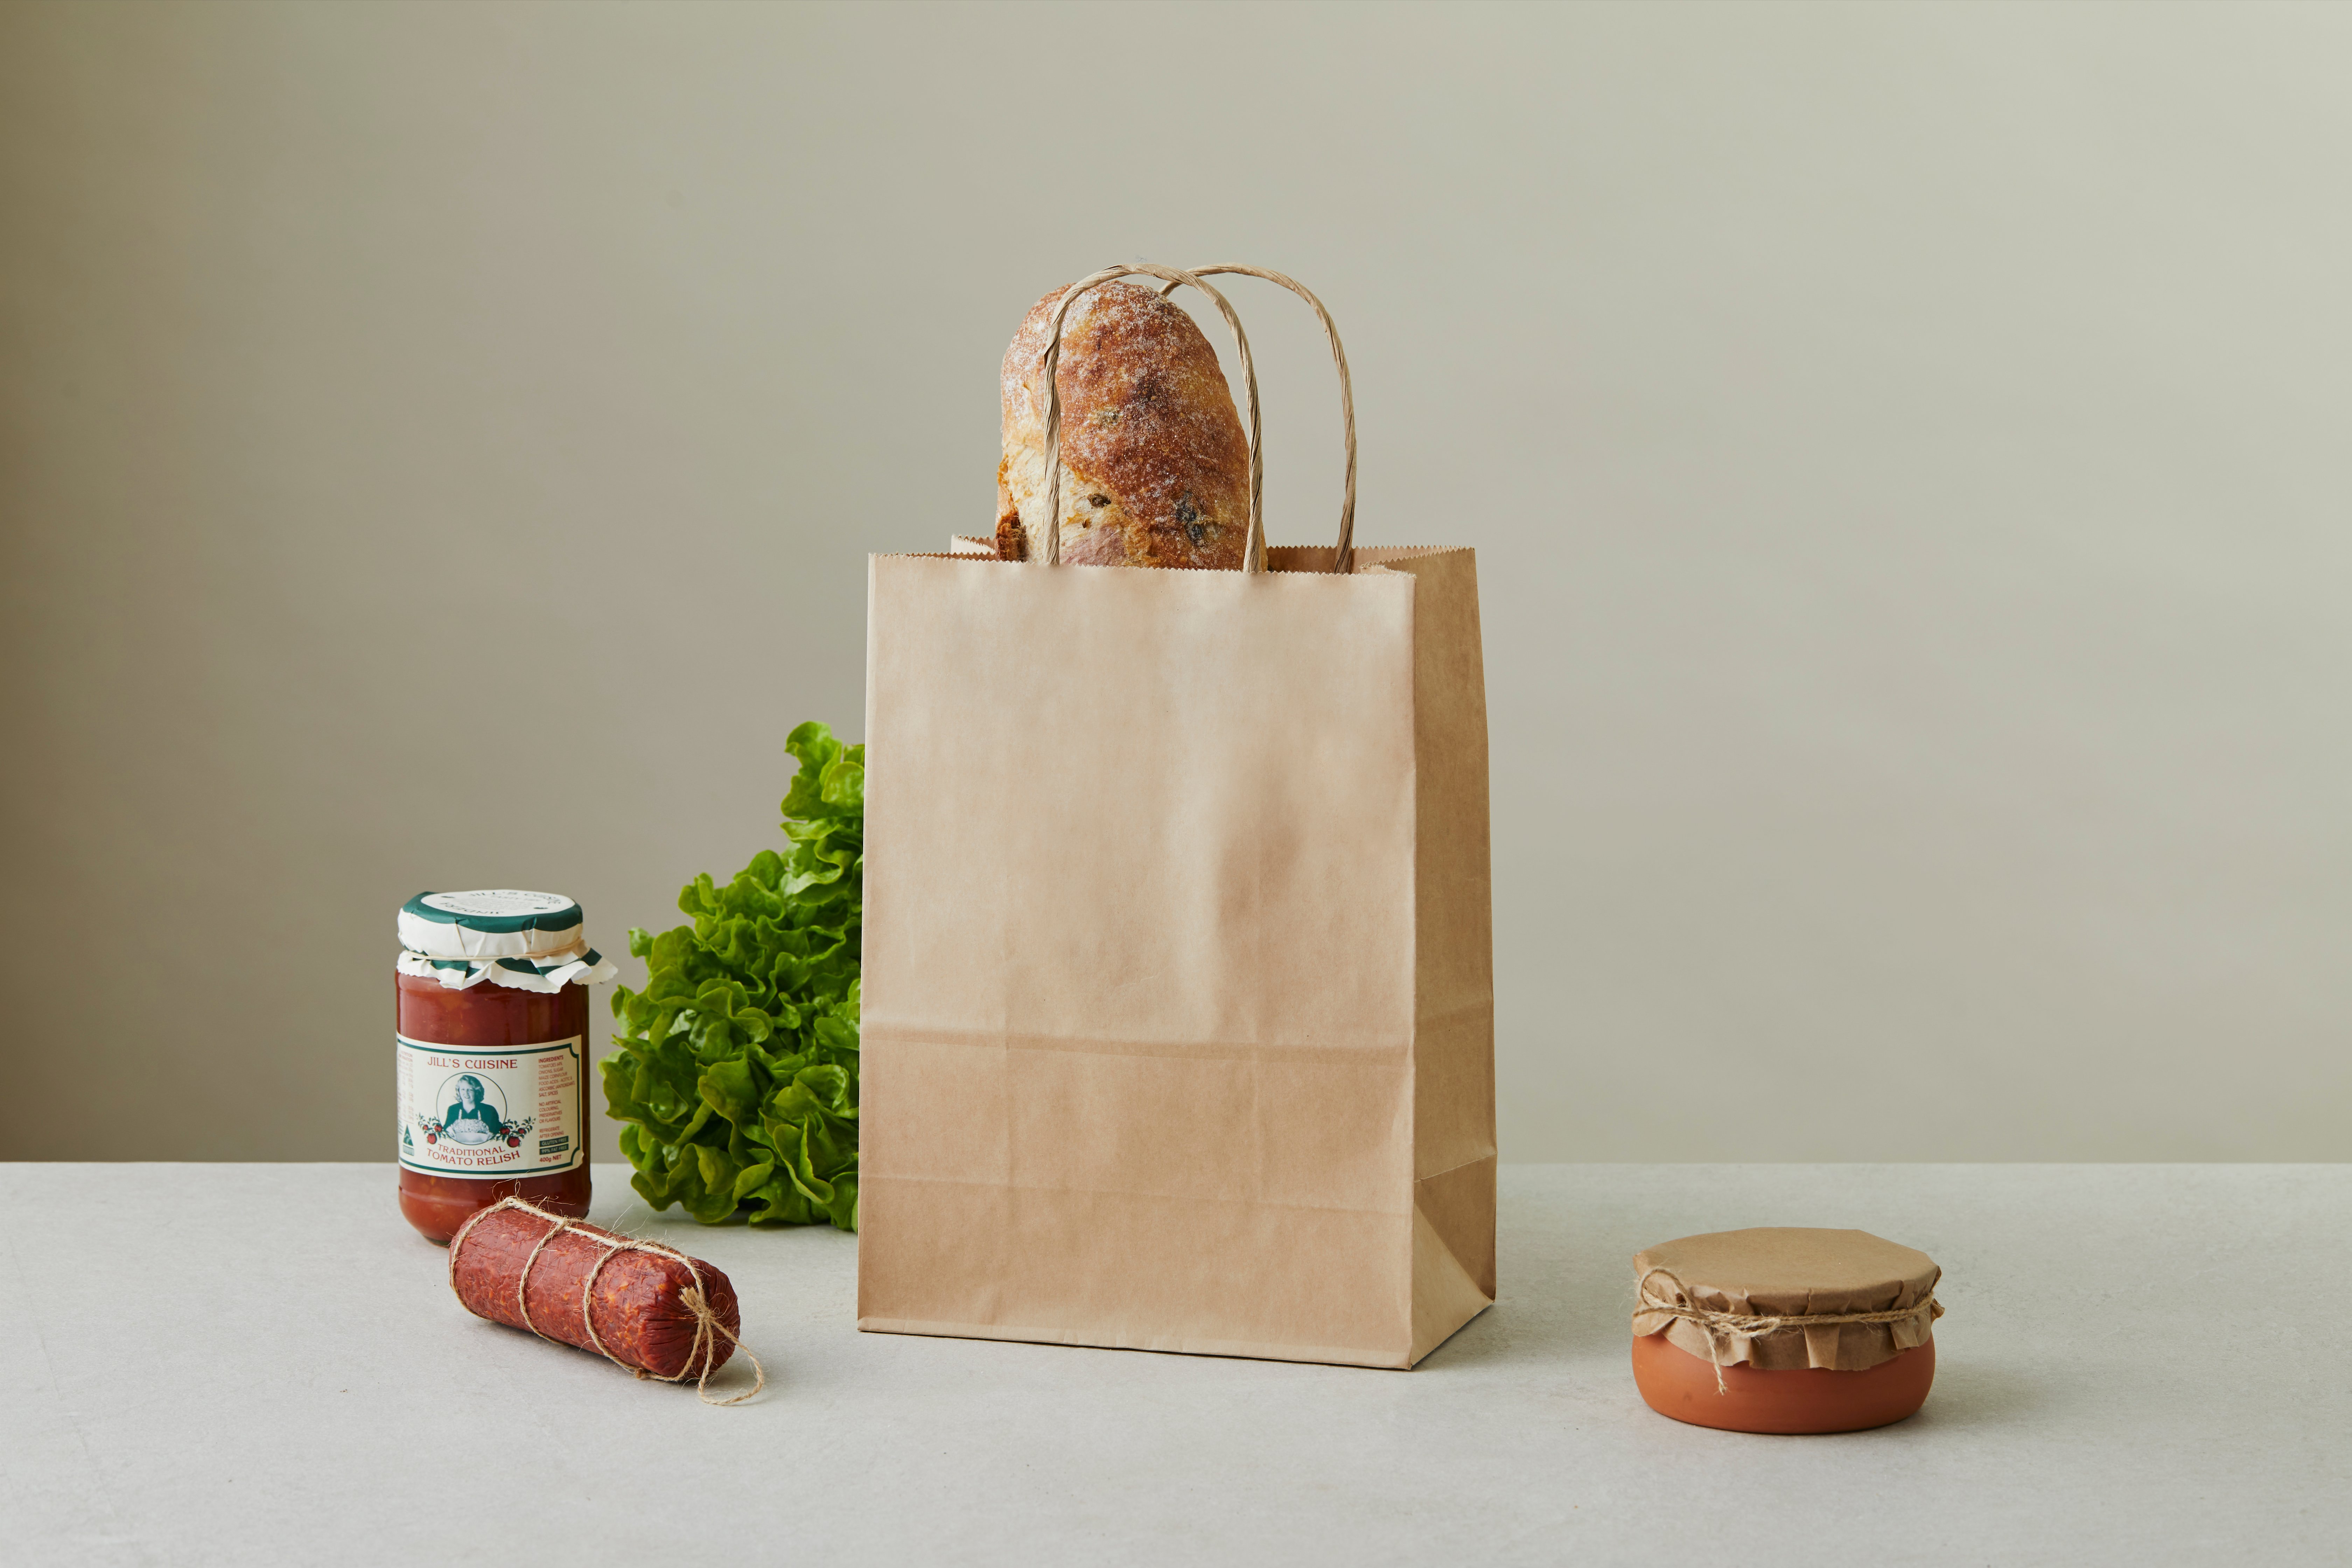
[1415, 1214, 1633, 1373]
[1419, 1284, 1628, 1372]
[1430, 1305, 2041, 1432]
[1901, 1360, 2043, 1431]
[1429, 1316, 2042, 1436]
[1414, 1180, 2043, 1437]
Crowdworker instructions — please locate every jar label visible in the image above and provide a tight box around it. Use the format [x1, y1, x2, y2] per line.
[397, 1034, 585, 1178]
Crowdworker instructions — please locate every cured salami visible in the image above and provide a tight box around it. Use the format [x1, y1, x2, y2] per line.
[447, 1197, 763, 1404]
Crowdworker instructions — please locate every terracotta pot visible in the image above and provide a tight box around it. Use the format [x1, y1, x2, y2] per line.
[1631, 1330, 1934, 1434]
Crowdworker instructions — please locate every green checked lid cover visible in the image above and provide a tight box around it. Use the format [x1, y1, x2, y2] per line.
[397, 890, 619, 993]
[399, 890, 584, 958]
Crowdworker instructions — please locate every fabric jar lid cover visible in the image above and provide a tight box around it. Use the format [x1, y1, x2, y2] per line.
[1631, 1227, 1943, 1374]
[398, 890, 588, 960]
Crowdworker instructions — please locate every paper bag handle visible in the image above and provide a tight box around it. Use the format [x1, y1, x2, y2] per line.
[1038, 264, 1266, 573]
[1160, 266, 1357, 575]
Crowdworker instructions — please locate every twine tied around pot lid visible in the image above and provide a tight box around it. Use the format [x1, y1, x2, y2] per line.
[1633, 1266, 1945, 1395]
[1632, 1227, 1943, 1383]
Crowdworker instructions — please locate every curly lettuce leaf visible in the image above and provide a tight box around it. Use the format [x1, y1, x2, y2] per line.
[602, 721, 862, 1230]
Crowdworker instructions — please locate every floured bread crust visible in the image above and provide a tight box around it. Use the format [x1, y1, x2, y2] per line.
[996, 280, 1250, 568]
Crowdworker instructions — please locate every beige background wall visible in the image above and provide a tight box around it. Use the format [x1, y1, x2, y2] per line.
[4, 1, 2347, 1163]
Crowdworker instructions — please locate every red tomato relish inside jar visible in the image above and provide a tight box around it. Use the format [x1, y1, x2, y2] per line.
[396, 891, 617, 1244]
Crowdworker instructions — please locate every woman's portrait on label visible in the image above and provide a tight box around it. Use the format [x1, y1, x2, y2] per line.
[441, 1074, 505, 1145]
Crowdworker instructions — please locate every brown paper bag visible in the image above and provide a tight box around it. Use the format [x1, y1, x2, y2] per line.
[858, 264, 1493, 1368]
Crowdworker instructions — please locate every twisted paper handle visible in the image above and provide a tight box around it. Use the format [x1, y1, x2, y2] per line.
[1160, 265, 1357, 573]
[1635, 1266, 1943, 1395]
[448, 1196, 766, 1407]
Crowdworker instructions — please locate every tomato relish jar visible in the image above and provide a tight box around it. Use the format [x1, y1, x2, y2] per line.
[1630, 1227, 1944, 1434]
[395, 891, 617, 1244]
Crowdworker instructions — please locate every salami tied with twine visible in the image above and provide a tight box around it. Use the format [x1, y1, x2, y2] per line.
[448, 1197, 765, 1406]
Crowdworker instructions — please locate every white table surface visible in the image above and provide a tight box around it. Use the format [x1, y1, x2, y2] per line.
[4, 1162, 2343, 1566]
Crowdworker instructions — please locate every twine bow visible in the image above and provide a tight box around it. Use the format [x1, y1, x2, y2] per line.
[1634, 1266, 1942, 1395]
[448, 1197, 766, 1407]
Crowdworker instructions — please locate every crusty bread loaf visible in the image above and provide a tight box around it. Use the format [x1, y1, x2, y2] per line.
[996, 280, 1251, 569]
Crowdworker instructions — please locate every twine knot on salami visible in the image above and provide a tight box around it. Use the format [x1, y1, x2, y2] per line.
[1634, 1266, 1944, 1395]
[448, 1197, 766, 1406]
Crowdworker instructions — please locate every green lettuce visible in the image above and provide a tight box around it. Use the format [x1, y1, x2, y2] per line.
[601, 721, 863, 1229]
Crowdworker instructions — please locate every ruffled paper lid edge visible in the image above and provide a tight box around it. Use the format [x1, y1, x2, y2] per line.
[396, 947, 620, 993]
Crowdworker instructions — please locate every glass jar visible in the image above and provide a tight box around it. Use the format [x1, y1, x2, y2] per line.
[394, 891, 616, 1244]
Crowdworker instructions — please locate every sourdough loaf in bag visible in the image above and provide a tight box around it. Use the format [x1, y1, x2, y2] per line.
[996, 280, 1252, 569]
